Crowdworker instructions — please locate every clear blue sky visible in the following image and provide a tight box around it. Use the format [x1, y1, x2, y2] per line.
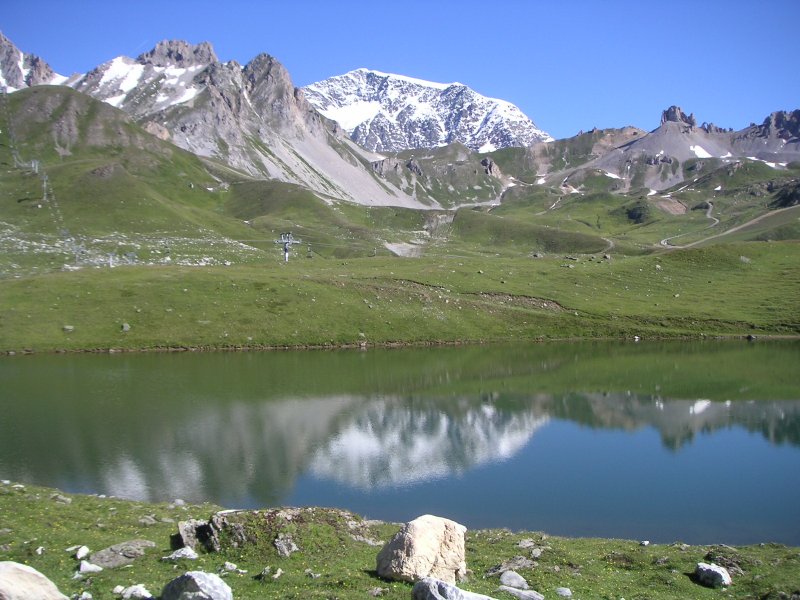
[3, 0, 798, 139]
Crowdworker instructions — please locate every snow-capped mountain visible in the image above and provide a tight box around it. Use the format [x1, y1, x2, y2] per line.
[303, 68, 553, 153]
[0, 31, 67, 91]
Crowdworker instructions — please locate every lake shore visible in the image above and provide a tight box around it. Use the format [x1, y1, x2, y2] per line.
[1, 480, 798, 600]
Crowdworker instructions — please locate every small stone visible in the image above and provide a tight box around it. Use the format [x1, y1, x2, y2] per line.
[63, 325, 74, 333]
[530, 548, 543, 559]
[121, 585, 154, 599]
[500, 570, 529, 589]
[138, 515, 158, 526]
[369, 587, 388, 597]
[75, 546, 90, 560]
[640, 540, 650, 546]
[498, 586, 545, 600]
[304, 568, 321, 579]
[52, 493, 72, 504]
[113, 585, 125, 594]
[79, 560, 103, 573]
[556, 587, 573, 597]
[74, 592, 92, 600]
[35, 546, 45, 555]
[272, 568, 284, 579]
[171, 499, 186, 507]
[517, 539, 536, 549]
[161, 547, 198, 562]
[121, 323, 131, 332]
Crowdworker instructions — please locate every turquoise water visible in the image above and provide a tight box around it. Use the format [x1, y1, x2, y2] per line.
[1, 340, 799, 544]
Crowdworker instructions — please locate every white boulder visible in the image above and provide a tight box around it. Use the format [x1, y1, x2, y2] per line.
[695, 562, 732, 588]
[0, 561, 68, 600]
[376, 515, 467, 584]
[161, 571, 232, 600]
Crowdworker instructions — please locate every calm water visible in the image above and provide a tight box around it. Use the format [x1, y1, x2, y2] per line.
[1, 340, 799, 545]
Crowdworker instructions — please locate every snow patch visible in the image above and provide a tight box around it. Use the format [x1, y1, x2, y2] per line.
[647, 189, 657, 196]
[603, 170, 621, 179]
[720, 151, 732, 159]
[318, 101, 382, 132]
[105, 94, 127, 108]
[747, 157, 786, 169]
[536, 177, 546, 185]
[478, 142, 497, 153]
[689, 145, 712, 159]
[714, 185, 722, 191]
[99, 57, 144, 93]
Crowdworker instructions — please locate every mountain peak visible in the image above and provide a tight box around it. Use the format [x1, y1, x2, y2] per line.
[0, 31, 64, 91]
[136, 40, 218, 68]
[303, 69, 552, 152]
[661, 105, 697, 127]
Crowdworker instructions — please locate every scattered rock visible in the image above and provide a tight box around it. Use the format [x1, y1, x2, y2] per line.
[161, 571, 233, 600]
[62, 325, 74, 333]
[517, 539, 536, 549]
[138, 515, 158, 526]
[35, 546, 45, 555]
[640, 540, 650, 546]
[161, 547, 198, 562]
[89, 539, 156, 569]
[119, 584, 153, 599]
[121, 323, 131, 332]
[556, 587, 573, 597]
[74, 546, 90, 560]
[271, 568, 284, 580]
[376, 514, 467, 584]
[172, 519, 210, 551]
[256, 566, 272, 580]
[78, 560, 103, 574]
[51, 493, 72, 504]
[529, 548, 543, 559]
[304, 568, 321, 579]
[369, 587, 388, 597]
[412, 577, 497, 600]
[73, 592, 92, 600]
[499, 570, 528, 590]
[486, 556, 535, 577]
[219, 561, 246, 575]
[694, 562, 732, 588]
[273, 533, 299, 558]
[498, 587, 544, 600]
[0, 561, 69, 600]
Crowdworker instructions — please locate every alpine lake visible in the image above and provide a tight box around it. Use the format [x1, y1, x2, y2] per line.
[2, 339, 799, 546]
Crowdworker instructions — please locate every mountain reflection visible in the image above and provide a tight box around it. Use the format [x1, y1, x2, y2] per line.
[1, 342, 798, 509]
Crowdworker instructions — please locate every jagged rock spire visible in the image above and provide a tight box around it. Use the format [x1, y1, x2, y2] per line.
[136, 40, 218, 68]
[661, 105, 697, 127]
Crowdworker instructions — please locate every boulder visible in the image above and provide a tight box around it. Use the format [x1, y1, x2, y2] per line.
[694, 562, 732, 588]
[412, 577, 497, 600]
[499, 570, 528, 589]
[0, 561, 68, 600]
[376, 515, 467, 584]
[161, 547, 198, 562]
[161, 571, 232, 600]
[89, 539, 155, 568]
[120, 584, 154, 599]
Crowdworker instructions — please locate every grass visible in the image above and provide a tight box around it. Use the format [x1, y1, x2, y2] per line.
[1, 481, 798, 600]
[0, 241, 798, 353]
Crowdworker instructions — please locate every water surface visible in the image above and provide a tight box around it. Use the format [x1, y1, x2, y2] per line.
[1, 340, 798, 545]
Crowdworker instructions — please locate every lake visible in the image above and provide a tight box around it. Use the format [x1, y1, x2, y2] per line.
[1, 340, 799, 545]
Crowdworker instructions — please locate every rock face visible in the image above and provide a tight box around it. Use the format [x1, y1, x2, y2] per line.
[304, 68, 553, 152]
[161, 571, 232, 600]
[376, 515, 467, 584]
[0, 32, 64, 91]
[0, 561, 68, 600]
[694, 562, 732, 588]
[661, 105, 697, 127]
[412, 578, 497, 600]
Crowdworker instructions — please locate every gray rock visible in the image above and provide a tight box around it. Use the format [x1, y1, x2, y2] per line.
[121, 323, 131, 332]
[517, 539, 536, 549]
[172, 519, 208, 550]
[120, 584, 153, 600]
[273, 533, 299, 558]
[556, 587, 573, 597]
[74, 546, 90, 560]
[78, 560, 103, 573]
[694, 562, 732, 588]
[0, 561, 69, 600]
[412, 577, 497, 600]
[137, 515, 158, 526]
[51, 493, 72, 504]
[486, 556, 534, 577]
[89, 539, 155, 569]
[498, 587, 544, 600]
[161, 571, 232, 600]
[161, 547, 198, 562]
[499, 570, 528, 590]
[529, 548, 543, 559]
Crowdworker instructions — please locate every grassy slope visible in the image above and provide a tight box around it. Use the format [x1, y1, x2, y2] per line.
[1, 241, 798, 353]
[1, 481, 798, 600]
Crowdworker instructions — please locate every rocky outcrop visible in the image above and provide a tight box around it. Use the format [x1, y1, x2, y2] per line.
[88, 539, 156, 568]
[137, 40, 217, 68]
[661, 105, 697, 127]
[0, 32, 62, 90]
[0, 561, 68, 600]
[376, 515, 467, 584]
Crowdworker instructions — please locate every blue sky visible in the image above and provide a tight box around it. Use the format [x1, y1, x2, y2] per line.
[3, 0, 798, 139]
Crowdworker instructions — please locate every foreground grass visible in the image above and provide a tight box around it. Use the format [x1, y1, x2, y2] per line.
[0, 241, 798, 353]
[1, 481, 798, 599]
